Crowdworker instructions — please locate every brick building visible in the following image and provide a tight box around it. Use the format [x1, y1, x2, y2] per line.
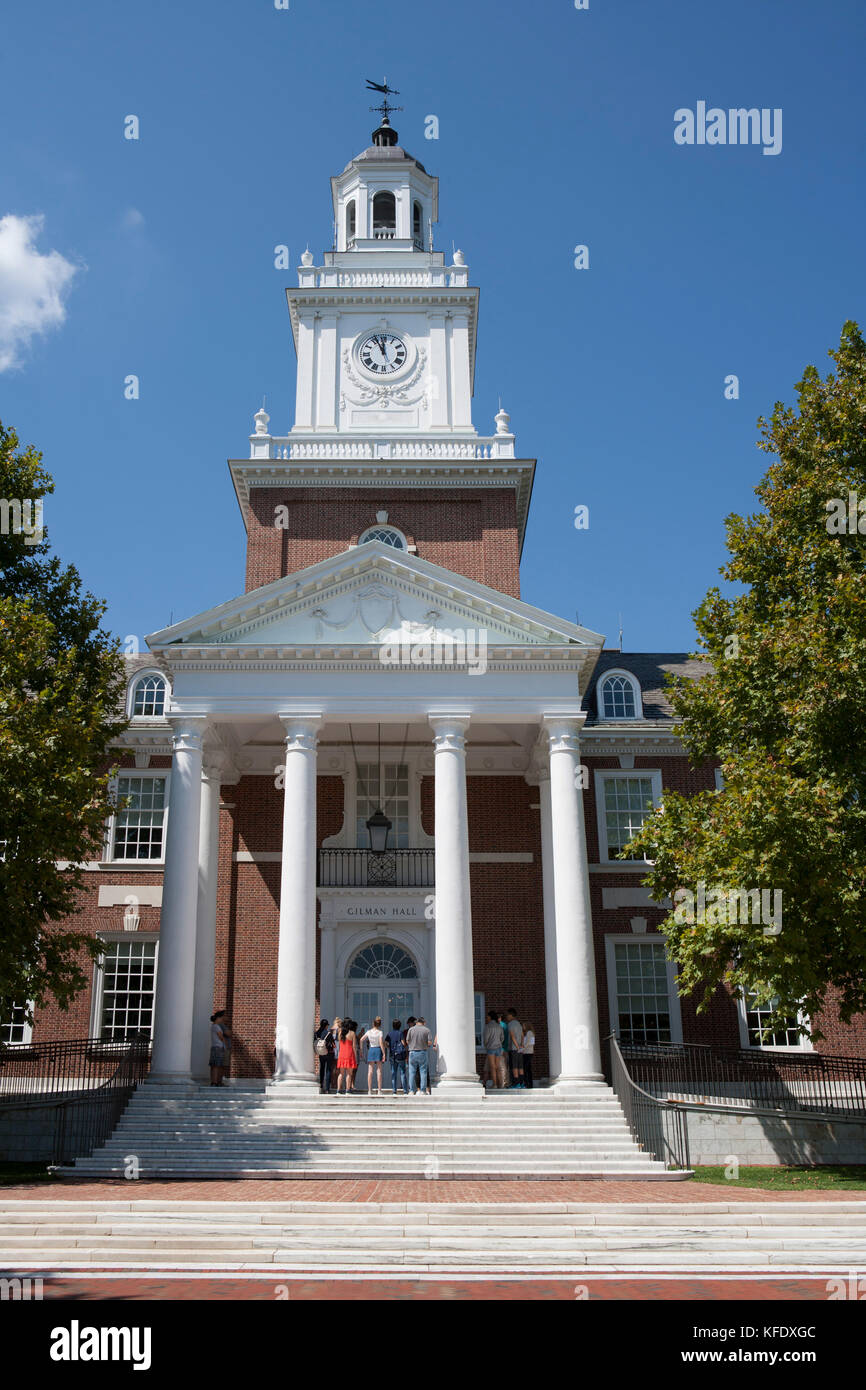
[9, 116, 865, 1080]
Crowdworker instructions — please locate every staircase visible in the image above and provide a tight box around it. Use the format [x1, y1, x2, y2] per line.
[3, 1199, 866, 1271]
[67, 1082, 681, 1180]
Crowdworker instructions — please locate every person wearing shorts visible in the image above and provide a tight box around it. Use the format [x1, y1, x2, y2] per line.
[482, 1010, 504, 1089]
[360, 1016, 386, 1095]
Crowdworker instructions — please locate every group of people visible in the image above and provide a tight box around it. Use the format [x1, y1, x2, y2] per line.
[313, 1007, 536, 1093]
[314, 1016, 435, 1095]
[482, 1009, 535, 1089]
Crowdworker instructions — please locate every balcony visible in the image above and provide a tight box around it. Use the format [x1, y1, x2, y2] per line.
[318, 849, 434, 888]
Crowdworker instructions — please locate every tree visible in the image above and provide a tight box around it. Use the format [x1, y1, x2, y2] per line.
[628, 322, 866, 1039]
[0, 421, 127, 1032]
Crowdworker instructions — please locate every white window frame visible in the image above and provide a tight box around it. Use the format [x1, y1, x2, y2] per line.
[105, 769, 170, 866]
[605, 934, 683, 1045]
[737, 994, 813, 1052]
[357, 524, 408, 550]
[0, 1003, 34, 1047]
[322, 749, 434, 851]
[594, 769, 663, 865]
[90, 934, 160, 1044]
[127, 669, 170, 720]
[597, 669, 643, 721]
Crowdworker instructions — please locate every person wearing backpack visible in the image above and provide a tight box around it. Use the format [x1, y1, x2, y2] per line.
[386, 1018, 409, 1095]
[314, 1019, 335, 1094]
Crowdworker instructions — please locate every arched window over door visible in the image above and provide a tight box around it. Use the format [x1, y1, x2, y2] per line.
[349, 942, 417, 980]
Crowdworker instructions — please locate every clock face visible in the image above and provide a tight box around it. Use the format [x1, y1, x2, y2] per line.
[358, 331, 408, 375]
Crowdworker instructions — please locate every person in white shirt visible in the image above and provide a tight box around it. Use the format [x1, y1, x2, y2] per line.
[521, 1023, 536, 1090]
[360, 1016, 386, 1095]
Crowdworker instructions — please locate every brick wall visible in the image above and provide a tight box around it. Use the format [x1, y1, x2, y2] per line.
[244, 486, 522, 597]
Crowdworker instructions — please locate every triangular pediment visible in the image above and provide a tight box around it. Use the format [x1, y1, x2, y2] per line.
[146, 542, 605, 653]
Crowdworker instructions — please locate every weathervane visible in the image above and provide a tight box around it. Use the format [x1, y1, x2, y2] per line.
[367, 77, 403, 123]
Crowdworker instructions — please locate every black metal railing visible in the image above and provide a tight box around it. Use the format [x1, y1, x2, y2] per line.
[620, 1041, 866, 1119]
[608, 1035, 691, 1170]
[318, 848, 435, 888]
[0, 1034, 151, 1164]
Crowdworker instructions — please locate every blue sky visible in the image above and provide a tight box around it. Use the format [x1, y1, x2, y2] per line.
[1, 0, 864, 653]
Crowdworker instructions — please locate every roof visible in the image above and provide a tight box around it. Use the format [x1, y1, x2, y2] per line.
[345, 145, 428, 174]
[582, 651, 712, 722]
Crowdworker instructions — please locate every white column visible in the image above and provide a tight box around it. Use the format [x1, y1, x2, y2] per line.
[544, 716, 604, 1086]
[273, 714, 322, 1088]
[537, 769, 563, 1080]
[429, 714, 481, 1095]
[150, 718, 206, 1081]
[190, 756, 224, 1079]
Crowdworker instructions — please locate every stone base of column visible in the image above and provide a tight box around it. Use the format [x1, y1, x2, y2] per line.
[548, 1074, 607, 1094]
[431, 1075, 483, 1099]
[268, 1074, 319, 1094]
[144, 1073, 196, 1089]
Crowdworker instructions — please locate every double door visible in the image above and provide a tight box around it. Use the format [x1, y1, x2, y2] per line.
[345, 986, 417, 1091]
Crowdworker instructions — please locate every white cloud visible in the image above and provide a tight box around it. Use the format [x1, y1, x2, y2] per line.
[121, 207, 145, 230]
[0, 214, 79, 371]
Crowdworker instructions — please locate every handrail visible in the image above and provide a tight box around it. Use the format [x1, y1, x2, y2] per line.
[620, 1041, 866, 1118]
[607, 1034, 691, 1170]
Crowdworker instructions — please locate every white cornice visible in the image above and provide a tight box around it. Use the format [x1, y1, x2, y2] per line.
[228, 456, 536, 548]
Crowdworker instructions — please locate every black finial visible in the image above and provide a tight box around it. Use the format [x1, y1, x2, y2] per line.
[367, 77, 403, 146]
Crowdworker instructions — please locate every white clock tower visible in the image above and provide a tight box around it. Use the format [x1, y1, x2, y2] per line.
[288, 111, 479, 437]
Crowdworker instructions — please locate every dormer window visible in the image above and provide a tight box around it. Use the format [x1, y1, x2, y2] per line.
[599, 670, 642, 721]
[372, 191, 396, 239]
[129, 672, 168, 718]
[358, 525, 407, 550]
[413, 200, 423, 248]
[346, 200, 356, 245]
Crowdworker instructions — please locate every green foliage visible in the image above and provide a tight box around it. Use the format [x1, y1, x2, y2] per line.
[0, 421, 127, 1029]
[628, 323, 866, 1037]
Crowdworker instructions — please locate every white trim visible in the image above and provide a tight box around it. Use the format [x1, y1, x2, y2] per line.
[106, 769, 171, 866]
[597, 668, 643, 722]
[90, 935, 160, 1042]
[604, 933, 682, 1045]
[736, 994, 813, 1052]
[127, 668, 170, 720]
[1, 1003, 34, 1047]
[593, 768, 662, 866]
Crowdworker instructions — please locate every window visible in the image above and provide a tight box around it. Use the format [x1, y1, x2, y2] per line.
[130, 673, 167, 718]
[599, 670, 641, 720]
[97, 939, 158, 1041]
[348, 943, 417, 980]
[608, 939, 679, 1044]
[596, 772, 661, 861]
[741, 993, 811, 1050]
[112, 775, 168, 861]
[358, 525, 407, 549]
[355, 763, 410, 848]
[345, 200, 356, 243]
[413, 200, 423, 245]
[474, 992, 486, 1050]
[1, 1006, 32, 1046]
[372, 190, 396, 236]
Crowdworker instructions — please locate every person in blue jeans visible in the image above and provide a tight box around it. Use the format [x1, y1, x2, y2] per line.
[406, 1017, 432, 1094]
[385, 1018, 409, 1094]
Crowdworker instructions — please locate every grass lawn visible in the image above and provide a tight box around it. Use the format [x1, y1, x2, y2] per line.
[0, 1161, 54, 1186]
[691, 1165, 866, 1191]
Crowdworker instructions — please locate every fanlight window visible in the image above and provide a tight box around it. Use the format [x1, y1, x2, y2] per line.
[349, 944, 417, 980]
[601, 674, 637, 720]
[132, 674, 167, 717]
[359, 526, 406, 549]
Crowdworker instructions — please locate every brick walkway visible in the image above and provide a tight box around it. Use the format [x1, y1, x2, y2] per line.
[29, 1274, 839, 1301]
[4, 1177, 864, 1202]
